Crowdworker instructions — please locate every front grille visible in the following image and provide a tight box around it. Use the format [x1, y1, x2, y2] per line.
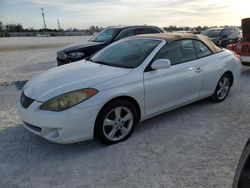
[21, 92, 34, 109]
[241, 44, 250, 54]
[24, 122, 41, 133]
[57, 51, 67, 60]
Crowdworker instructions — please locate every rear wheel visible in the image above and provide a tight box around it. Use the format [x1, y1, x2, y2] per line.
[212, 73, 232, 103]
[94, 100, 137, 145]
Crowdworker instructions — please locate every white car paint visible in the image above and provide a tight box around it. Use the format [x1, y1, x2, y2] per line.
[23, 62, 132, 102]
[17, 38, 241, 143]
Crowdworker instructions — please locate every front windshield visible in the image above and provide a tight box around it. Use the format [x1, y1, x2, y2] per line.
[201, 29, 222, 38]
[90, 39, 161, 68]
[91, 28, 120, 43]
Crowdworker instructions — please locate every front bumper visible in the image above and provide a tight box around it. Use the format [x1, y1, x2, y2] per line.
[17, 98, 100, 144]
[241, 56, 250, 65]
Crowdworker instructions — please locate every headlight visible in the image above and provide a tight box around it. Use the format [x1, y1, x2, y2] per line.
[40, 88, 98, 111]
[67, 52, 85, 59]
[57, 51, 67, 60]
[236, 43, 242, 50]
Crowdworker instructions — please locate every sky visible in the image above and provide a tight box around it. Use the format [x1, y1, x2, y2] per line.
[0, 0, 249, 29]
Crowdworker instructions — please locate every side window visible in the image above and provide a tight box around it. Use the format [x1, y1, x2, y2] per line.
[231, 29, 235, 35]
[136, 27, 159, 35]
[221, 29, 230, 37]
[144, 28, 160, 34]
[154, 40, 196, 65]
[229, 29, 234, 36]
[116, 28, 136, 40]
[193, 40, 212, 58]
[234, 29, 240, 35]
[136, 27, 160, 35]
[136, 28, 148, 35]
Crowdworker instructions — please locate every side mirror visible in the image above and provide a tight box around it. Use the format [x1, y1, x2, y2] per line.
[85, 56, 91, 61]
[151, 59, 171, 70]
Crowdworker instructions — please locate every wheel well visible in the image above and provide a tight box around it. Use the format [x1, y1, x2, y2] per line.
[100, 96, 141, 122]
[224, 71, 234, 86]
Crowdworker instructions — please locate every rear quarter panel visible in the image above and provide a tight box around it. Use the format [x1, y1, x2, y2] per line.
[200, 50, 241, 97]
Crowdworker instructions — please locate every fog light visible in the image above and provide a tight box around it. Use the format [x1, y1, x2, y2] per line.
[43, 128, 60, 139]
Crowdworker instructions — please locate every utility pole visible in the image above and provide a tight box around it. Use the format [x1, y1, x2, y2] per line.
[41, 8, 47, 30]
[57, 18, 61, 30]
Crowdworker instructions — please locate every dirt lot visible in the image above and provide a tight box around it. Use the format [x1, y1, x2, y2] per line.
[0, 36, 250, 188]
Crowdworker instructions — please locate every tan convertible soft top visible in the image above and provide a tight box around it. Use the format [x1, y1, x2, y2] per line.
[130, 33, 222, 53]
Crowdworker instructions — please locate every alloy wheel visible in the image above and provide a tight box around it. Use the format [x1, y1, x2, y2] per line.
[102, 107, 133, 141]
[217, 76, 230, 100]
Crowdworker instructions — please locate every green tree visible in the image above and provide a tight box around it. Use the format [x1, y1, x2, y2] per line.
[5, 23, 23, 32]
[85, 25, 103, 35]
[0, 21, 3, 31]
[15, 23, 23, 32]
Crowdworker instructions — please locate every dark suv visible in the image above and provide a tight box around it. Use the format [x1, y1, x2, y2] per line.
[201, 27, 241, 47]
[57, 25, 165, 66]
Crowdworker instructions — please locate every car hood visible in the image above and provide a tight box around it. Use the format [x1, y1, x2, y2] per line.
[23, 61, 131, 102]
[59, 41, 105, 53]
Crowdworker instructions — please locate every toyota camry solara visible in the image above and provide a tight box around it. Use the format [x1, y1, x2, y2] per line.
[17, 33, 241, 145]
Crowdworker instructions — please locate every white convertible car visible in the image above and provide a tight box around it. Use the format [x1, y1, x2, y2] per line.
[17, 33, 241, 145]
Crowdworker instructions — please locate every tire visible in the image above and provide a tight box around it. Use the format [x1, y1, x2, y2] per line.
[212, 73, 232, 103]
[94, 100, 138, 145]
[232, 140, 250, 188]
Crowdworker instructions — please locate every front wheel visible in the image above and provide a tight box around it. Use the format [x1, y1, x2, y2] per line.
[212, 74, 232, 103]
[94, 100, 137, 145]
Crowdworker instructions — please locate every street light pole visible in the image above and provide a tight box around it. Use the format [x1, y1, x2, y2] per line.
[57, 18, 61, 30]
[41, 8, 47, 30]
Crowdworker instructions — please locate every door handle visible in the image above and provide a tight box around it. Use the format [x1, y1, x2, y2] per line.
[195, 67, 201, 73]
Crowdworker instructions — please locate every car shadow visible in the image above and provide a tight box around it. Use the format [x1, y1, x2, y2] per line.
[136, 97, 212, 134]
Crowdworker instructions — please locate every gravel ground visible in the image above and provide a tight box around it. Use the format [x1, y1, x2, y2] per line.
[0, 37, 250, 188]
[0, 36, 91, 83]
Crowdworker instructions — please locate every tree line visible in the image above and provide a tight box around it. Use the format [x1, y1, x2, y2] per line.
[0, 22, 103, 35]
[0, 21, 240, 34]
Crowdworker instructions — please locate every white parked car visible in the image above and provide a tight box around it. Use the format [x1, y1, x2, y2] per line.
[17, 33, 241, 145]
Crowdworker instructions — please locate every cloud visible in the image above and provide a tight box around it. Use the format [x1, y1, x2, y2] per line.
[0, 13, 23, 24]
[1, 0, 249, 28]
[16, 0, 229, 14]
